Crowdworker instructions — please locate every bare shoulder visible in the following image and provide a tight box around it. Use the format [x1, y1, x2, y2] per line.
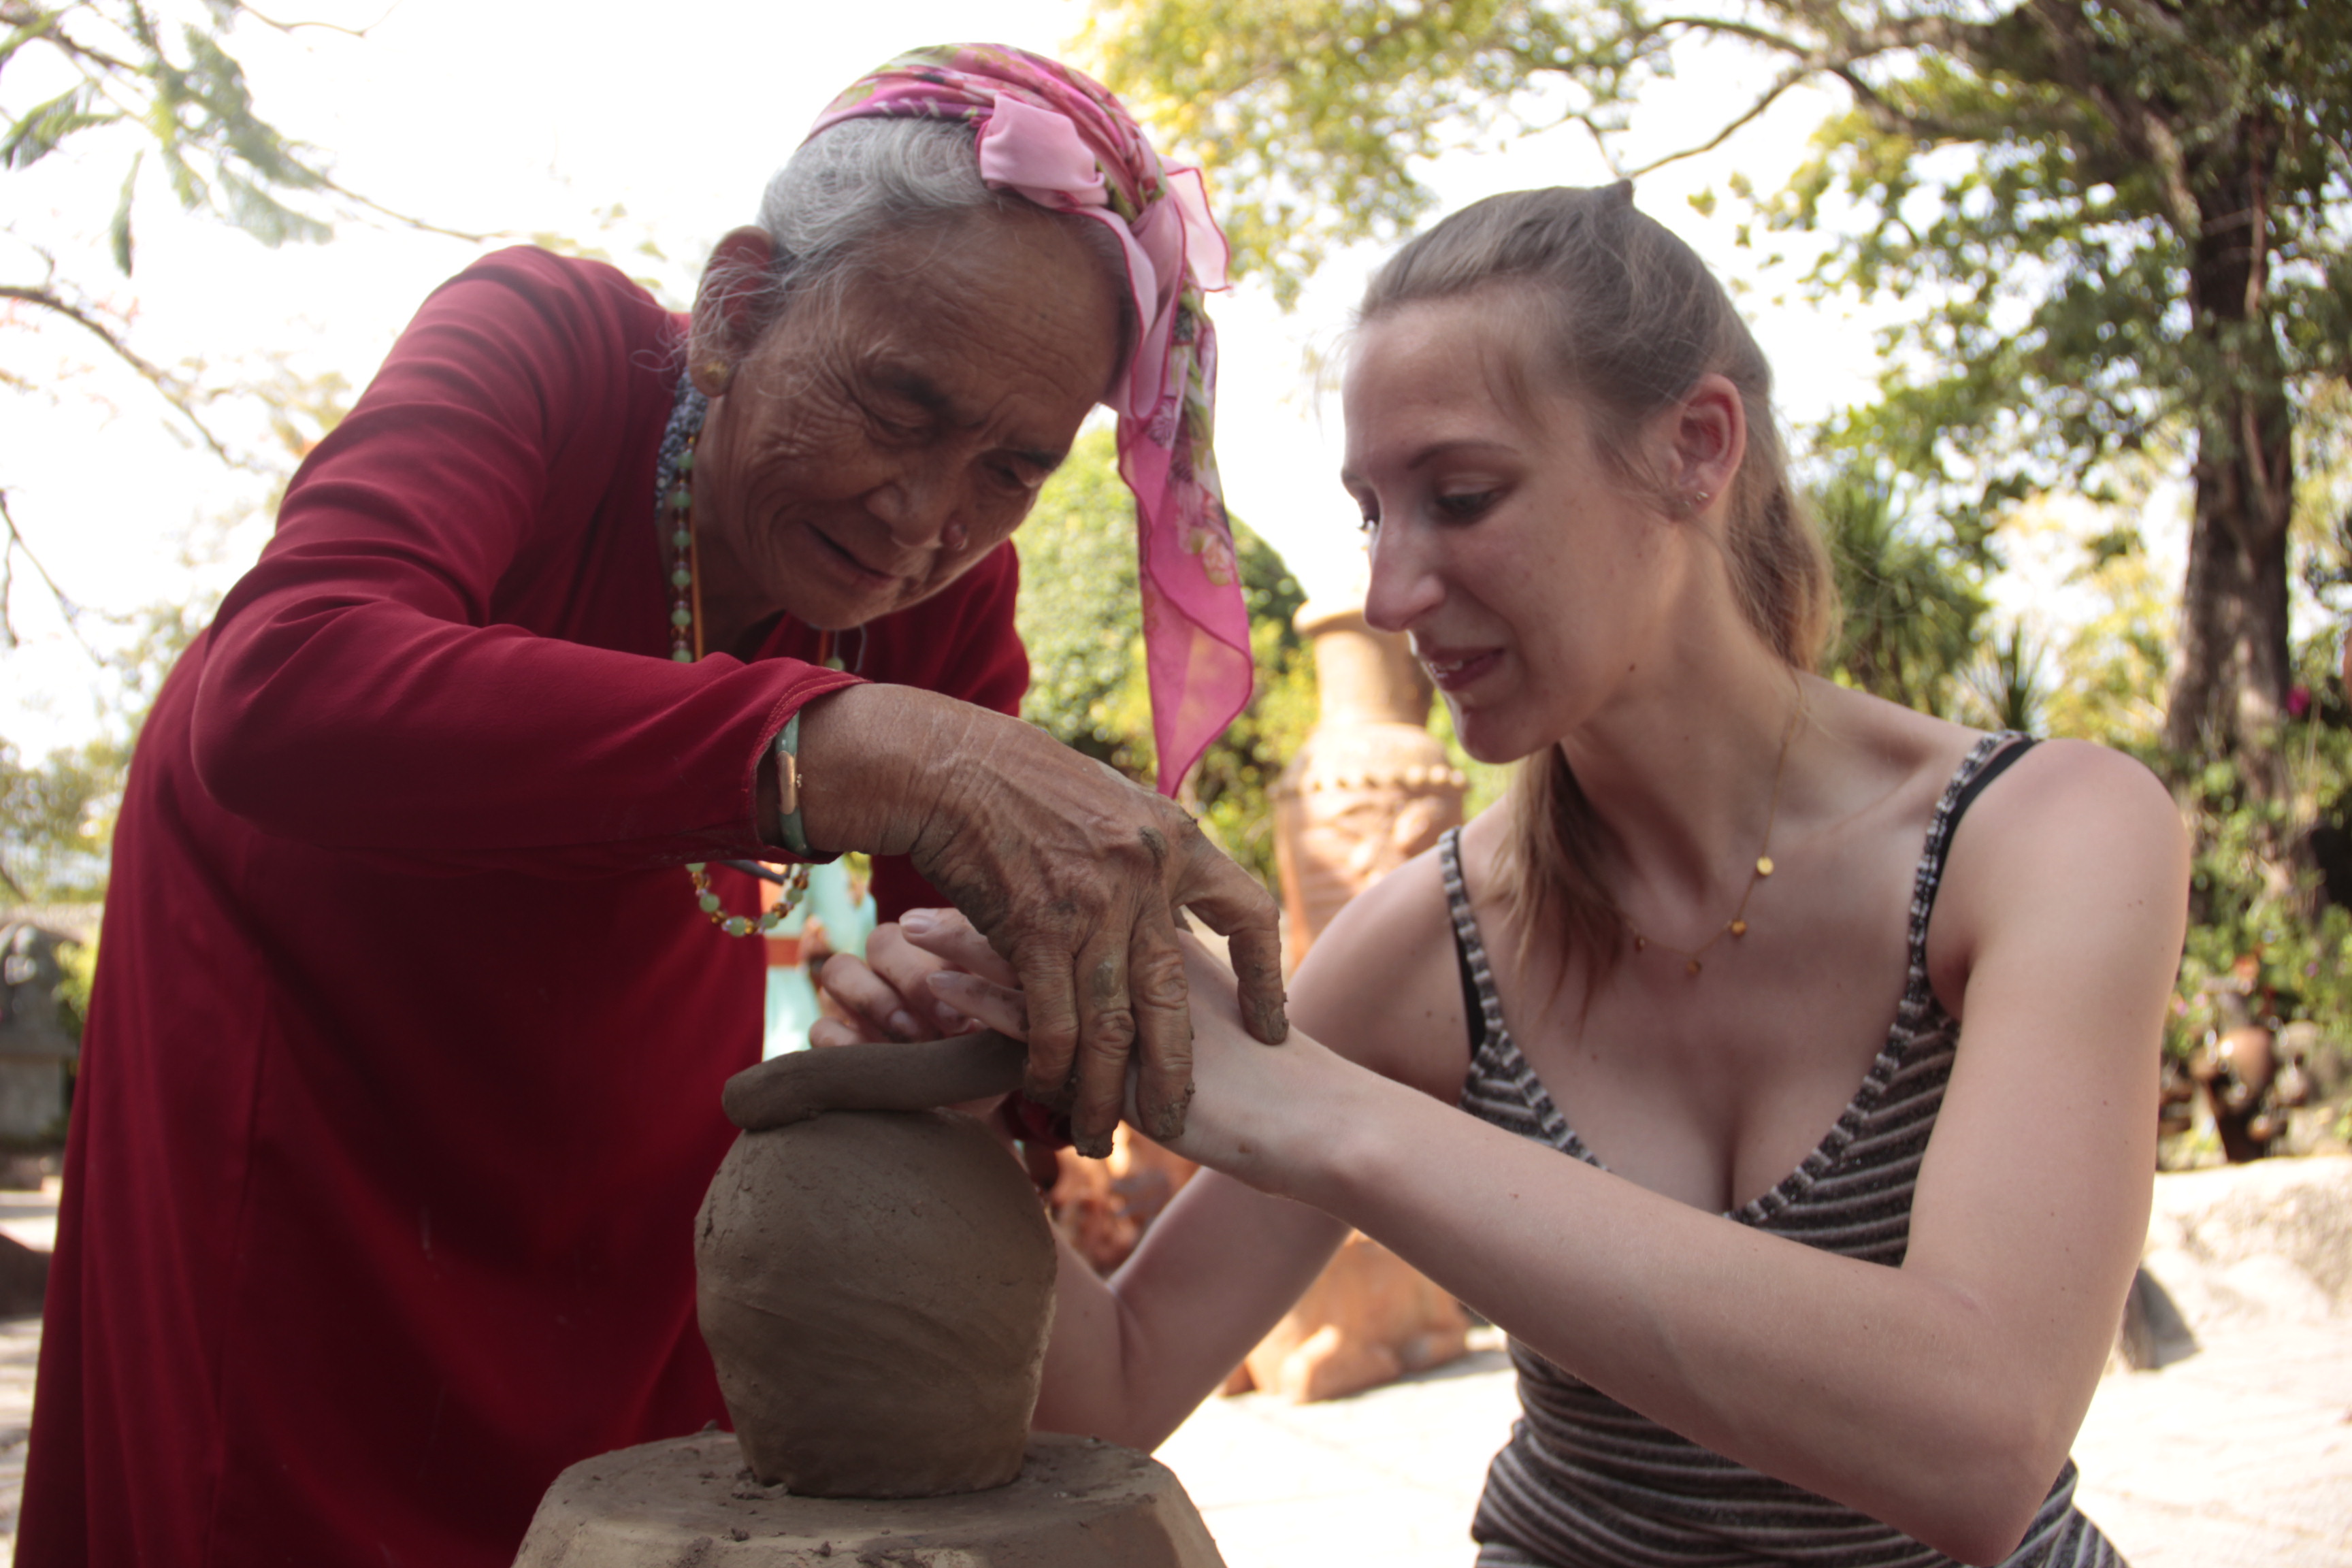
[1951, 738, 2185, 877]
[1286, 840, 1473, 1103]
[1928, 737, 2190, 1002]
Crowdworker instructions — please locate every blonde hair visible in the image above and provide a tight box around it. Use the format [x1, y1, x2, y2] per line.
[1357, 183, 1836, 990]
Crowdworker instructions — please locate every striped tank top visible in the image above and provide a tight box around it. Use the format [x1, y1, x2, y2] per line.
[1443, 732, 2127, 1568]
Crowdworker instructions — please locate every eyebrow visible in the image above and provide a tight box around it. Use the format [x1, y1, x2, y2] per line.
[1339, 437, 1517, 489]
[873, 366, 1067, 472]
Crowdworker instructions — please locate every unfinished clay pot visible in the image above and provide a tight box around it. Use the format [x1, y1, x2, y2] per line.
[696, 1106, 1056, 1497]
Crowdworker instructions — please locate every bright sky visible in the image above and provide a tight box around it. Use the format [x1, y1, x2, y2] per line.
[3, 0, 1903, 757]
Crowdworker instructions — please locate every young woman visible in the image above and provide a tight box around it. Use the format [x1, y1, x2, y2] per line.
[855, 182, 2187, 1568]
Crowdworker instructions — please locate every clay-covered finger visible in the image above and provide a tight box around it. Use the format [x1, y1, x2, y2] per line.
[1013, 944, 1082, 1113]
[898, 908, 1021, 988]
[1174, 849, 1290, 1043]
[1125, 910, 1196, 1142]
[1064, 936, 1138, 1158]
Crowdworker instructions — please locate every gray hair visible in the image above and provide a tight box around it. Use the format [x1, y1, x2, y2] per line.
[696, 116, 1133, 354]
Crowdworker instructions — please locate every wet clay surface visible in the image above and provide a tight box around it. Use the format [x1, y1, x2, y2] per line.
[721, 1035, 1028, 1131]
[511, 1430, 1228, 1567]
[696, 1111, 1056, 1497]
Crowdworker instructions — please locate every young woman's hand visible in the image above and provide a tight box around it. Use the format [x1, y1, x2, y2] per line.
[807, 911, 1019, 1047]
[911, 912, 1336, 1195]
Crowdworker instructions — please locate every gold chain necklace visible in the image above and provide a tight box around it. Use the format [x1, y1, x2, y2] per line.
[1624, 708, 1798, 978]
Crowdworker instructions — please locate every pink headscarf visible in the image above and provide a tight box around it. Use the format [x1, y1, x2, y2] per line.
[809, 44, 1250, 798]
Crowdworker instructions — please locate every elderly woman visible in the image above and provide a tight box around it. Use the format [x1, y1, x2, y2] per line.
[18, 46, 1282, 1568]
[896, 185, 2187, 1567]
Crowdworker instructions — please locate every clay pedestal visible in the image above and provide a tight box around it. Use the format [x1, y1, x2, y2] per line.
[512, 1431, 1226, 1567]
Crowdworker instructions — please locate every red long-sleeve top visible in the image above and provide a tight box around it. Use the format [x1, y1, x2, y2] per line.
[18, 248, 1029, 1567]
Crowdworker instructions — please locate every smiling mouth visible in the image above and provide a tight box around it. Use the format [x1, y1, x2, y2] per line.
[808, 524, 906, 589]
[1418, 648, 1500, 691]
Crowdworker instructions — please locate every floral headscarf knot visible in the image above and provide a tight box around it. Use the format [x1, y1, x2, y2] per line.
[811, 44, 1247, 797]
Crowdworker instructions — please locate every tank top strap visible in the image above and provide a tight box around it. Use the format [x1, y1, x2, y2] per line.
[1899, 730, 2038, 989]
[1441, 828, 1505, 1054]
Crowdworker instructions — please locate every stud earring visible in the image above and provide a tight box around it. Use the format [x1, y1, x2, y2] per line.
[701, 359, 734, 393]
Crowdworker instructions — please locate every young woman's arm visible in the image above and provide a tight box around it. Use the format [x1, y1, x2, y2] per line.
[994, 849, 1476, 1448]
[1029, 1175, 1348, 1446]
[1143, 740, 2183, 1566]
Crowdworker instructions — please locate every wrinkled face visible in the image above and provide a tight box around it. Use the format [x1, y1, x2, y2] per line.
[1341, 297, 1682, 764]
[693, 210, 1124, 634]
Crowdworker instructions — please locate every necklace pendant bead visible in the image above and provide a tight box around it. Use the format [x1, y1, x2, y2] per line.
[1729, 919, 1748, 937]
[1686, 958, 1702, 976]
[1756, 855, 1775, 877]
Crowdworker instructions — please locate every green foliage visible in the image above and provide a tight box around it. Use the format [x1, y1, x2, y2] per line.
[1083, 0, 1631, 306]
[5, 1, 342, 276]
[1956, 619, 2050, 736]
[1811, 462, 1987, 715]
[0, 734, 121, 900]
[1093, 1, 2351, 755]
[1764, 4, 2349, 529]
[1425, 693, 1514, 821]
[0, 581, 214, 900]
[2037, 517, 2174, 749]
[54, 925, 95, 1045]
[1015, 427, 1316, 889]
[3, 2, 440, 649]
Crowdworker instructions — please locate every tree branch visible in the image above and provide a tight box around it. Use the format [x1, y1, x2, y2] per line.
[1552, 7, 2012, 175]
[314, 174, 495, 245]
[235, 0, 397, 39]
[0, 489, 101, 661]
[0, 282, 235, 462]
[1621, 64, 1814, 178]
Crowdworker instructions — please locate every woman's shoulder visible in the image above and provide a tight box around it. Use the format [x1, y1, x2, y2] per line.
[1944, 733, 2183, 875]
[1923, 730, 2187, 1001]
[1287, 835, 1475, 1101]
[408, 246, 679, 363]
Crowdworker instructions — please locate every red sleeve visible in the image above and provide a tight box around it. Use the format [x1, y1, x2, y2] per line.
[189, 248, 862, 874]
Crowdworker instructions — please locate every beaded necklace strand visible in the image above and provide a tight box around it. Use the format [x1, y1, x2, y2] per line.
[659, 395, 813, 939]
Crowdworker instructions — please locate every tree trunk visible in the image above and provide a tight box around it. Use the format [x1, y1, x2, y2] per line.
[2163, 114, 2295, 781]
[2162, 110, 2301, 899]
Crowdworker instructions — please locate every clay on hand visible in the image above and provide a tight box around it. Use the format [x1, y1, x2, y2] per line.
[695, 1109, 1057, 1497]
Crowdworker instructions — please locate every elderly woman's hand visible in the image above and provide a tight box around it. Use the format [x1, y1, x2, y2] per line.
[794, 685, 1286, 1157]
[913, 909, 1328, 1192]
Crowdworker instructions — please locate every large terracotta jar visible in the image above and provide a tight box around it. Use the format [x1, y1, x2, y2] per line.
[1272, 594, 1467, 960]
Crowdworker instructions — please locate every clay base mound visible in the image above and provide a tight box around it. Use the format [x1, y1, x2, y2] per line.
[512, 1431, 1227, 1567]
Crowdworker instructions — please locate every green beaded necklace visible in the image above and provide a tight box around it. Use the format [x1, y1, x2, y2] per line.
[662, 421, 812, 940]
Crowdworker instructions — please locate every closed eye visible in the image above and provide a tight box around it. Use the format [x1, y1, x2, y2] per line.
[1435, 490, 1496, 521]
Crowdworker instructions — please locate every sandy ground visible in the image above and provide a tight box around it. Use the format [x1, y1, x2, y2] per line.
[0, 1165, 2344, 1565]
